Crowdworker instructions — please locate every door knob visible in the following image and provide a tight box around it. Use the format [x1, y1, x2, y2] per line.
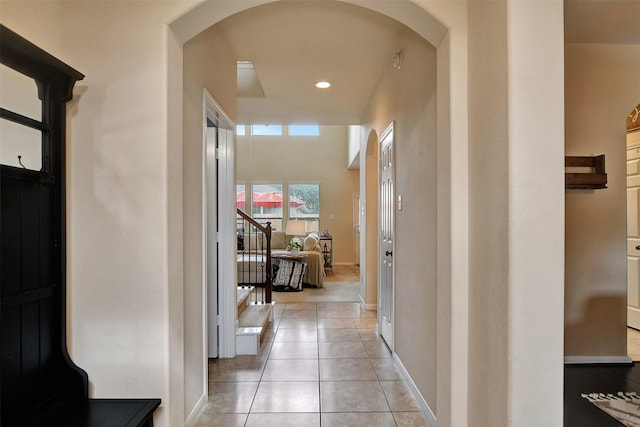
[636, 245, 640, 251]
[385, 250, 393, 257]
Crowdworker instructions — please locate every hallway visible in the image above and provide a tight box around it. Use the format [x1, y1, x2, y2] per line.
[195, 300, 431, 426]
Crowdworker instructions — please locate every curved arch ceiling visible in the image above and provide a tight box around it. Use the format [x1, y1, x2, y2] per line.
[173, 0, 444, 125]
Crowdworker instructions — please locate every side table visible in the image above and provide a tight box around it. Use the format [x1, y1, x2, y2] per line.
[320, 234, 333, 273]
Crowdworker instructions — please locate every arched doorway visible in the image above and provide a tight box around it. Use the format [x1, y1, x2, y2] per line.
[626, 103, 640, 359]
[169, 1, 462, 425]
[363, 129, 379, 308]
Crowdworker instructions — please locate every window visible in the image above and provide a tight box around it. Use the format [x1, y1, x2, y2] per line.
[236, 125, 246, 136]
[251, 124, 282, 136]
[236, 183, 246, 212]
[288, 124, 319, 136]
[251, 183, 283, 231]
[288, 183, 320, 233]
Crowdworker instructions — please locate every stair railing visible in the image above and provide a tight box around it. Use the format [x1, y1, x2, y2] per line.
[236, 208, 272, 304]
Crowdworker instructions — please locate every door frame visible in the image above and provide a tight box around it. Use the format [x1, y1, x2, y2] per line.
[627, 139, 640, 330]
[203, 89, 236, 361]
[378, 122, 395, 350]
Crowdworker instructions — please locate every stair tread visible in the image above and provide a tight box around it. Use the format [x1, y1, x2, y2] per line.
[237, 286, 253, 306]
[238, 304, 271, 328]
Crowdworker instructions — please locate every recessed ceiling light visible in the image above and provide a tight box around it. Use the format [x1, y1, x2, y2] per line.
[315, 81, 331, 89]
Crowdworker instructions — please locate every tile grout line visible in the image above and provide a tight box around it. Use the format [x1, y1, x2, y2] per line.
[316, 302, 323, 426]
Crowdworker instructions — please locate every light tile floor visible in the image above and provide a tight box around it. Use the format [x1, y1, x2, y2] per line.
[196, 302, 431, 427]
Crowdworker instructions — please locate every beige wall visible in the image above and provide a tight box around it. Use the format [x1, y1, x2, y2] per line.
[467, 1, 509, 423]
[2, 2, 201, 426]
[0, 1, 63, 55]
[565, 43, 640, 358]
[361, 24, 439, 412]
[237, 126, 358, 264]
[363, 130, 378, 308]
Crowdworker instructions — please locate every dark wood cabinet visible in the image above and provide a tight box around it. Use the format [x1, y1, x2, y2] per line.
[0, 25, 160, 426]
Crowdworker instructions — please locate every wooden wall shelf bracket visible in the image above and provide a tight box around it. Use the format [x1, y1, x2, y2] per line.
[565, 155, 607, 189]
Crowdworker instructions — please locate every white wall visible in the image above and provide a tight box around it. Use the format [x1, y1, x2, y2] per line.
[466, 2, 566, 426]
[565, 43, 640, 359]
[347, 125, 361, 168]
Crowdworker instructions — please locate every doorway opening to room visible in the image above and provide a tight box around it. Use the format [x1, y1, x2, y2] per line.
[626, 103, 640, 361]
[178, 1, 445, 422]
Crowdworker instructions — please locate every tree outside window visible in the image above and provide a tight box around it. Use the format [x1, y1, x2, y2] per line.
[289, 183, 320, 233]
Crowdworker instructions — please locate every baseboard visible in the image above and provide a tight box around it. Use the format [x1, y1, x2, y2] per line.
[358, 295, 377, 311]
[184, 392, 207, 427]
[392, 353, 437, 427]
[564, 356, 634, 365]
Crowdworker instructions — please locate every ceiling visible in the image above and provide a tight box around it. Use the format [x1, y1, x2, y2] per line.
[212, 0, 640, 126]
[214, 1, 413, 125]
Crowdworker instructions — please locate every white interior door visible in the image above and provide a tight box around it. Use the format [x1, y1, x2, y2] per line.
[204, 89, 236, 360]
[379, 123, 395, 349]
[205, 120, 219, 358]
[627, 146, 640, 330]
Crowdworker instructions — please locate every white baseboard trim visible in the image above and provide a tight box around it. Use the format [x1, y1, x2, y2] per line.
[358, 295, 377, 311]
[393, 353, 437, 427]
[184, 392, 207, 427]
[564, 356, 633, 365]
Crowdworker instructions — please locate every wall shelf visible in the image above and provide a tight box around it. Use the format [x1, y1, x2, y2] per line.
[565, 155, 608, 190]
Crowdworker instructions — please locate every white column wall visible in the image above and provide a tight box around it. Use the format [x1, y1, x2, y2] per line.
[506, 0, 565, 425]
[467, 0, 565, 426]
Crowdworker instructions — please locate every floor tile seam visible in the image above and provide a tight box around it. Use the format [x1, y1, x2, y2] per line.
[377, 377, 400, 415]
[257, 340, 275, 383]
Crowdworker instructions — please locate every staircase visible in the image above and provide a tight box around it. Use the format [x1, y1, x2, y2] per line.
[236, 285, 274, 355]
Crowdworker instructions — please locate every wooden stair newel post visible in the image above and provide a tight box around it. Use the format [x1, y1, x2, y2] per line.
[264, 222, 272, 304]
